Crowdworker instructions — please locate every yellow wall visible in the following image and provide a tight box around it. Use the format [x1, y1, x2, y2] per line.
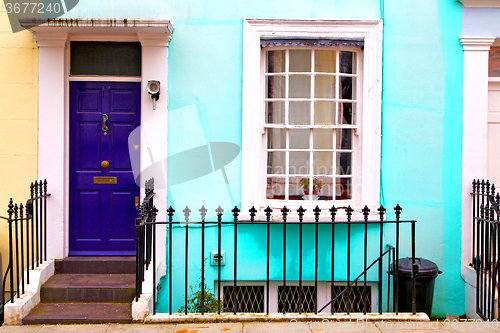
[0, 0, 38, 292]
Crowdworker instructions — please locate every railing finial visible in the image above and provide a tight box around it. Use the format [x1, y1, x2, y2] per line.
[346, 205, 353, 222]
[249, 206, 257, 222]
[264, 206, 272, 222]
[394, 204, 402, 221]
[313, 206, 321, 222]
[362, 205, 370, 222]
[378, 205, 386, 221]
[183, 206, 191, 223]
[232, 206, 240, 222]
[297, 206, 306, 222]
[199, 205, 207, 221]
[281, 206, 289, 222]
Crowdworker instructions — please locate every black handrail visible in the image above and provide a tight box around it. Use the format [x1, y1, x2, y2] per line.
[0, 180, 50, 321]
[135, 178, 157, 304]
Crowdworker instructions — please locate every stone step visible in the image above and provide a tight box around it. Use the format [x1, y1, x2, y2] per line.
[54, 256, 136, 275]
[23, 303, 131, 324]
[40, 274, 135, 303]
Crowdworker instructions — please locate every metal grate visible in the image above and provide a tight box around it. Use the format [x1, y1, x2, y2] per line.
[278, 286, 316, 313]
[223, 286, 264, 313]
[331, 285, 371, 313]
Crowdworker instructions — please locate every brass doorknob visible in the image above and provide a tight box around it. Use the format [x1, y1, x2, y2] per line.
[101, 160, 109, 169]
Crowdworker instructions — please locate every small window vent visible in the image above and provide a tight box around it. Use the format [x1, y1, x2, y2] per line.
[331, 285, 372, 313]
[223, 286, 264, 313]
[278, 285, 316, 313]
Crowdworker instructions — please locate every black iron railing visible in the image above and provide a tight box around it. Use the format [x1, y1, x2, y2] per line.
[135, 178, 157, 302]
[0, 180, 50, 324]
[136, 196, 417, 315]
[471, 179, 500, 320]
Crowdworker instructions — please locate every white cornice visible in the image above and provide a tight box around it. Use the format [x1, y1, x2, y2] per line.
[458, 0, 500, 7]
[33, 32, 69, 48]
[137, 32, 171, 47]
[460, 36, 495, 51]
[19, 18, 173, 42]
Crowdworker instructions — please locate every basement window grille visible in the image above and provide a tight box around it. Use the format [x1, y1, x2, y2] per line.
[223, 286, 264, 313]
[331, 285, 372, 313]
[278, 285, 316, 313]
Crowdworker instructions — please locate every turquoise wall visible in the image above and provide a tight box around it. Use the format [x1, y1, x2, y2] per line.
[64, 0, 463, 318]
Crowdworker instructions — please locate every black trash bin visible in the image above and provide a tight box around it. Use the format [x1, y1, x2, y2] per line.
[395, 257, 441, 317]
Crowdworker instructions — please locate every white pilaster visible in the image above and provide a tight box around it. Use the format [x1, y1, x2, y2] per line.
[460, 36, 495, 278]
[34, 32, 69, 260]
[138, 32, 171, 279]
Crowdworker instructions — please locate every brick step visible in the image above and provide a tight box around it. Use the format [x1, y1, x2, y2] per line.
[55, 256, 136, 275]
[40, 274, 135, 303]
[23, 303, 131, 324]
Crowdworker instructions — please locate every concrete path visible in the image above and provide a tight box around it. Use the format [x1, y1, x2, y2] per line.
[1, 321, 500, 333]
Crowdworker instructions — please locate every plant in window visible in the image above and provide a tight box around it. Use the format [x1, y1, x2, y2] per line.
[300, 178, 323, 195]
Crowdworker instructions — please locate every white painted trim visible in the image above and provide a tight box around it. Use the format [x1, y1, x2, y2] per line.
[27, 20, 171, 273]
[241, 18, 382, 213]
[461, 36, 494, 280]
[69, 76, 142, 82]
[4, 260, 54, 325]
[460, 37, 496, 51]
[459, 0, 500, 7]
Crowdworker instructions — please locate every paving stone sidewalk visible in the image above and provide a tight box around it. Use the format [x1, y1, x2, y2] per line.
[1, 321, 500, 333]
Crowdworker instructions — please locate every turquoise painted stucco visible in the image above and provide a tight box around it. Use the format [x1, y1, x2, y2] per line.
[64, 0, 463, 318]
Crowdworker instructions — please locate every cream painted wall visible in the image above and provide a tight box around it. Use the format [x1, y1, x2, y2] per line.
[0, 0, 38, 291]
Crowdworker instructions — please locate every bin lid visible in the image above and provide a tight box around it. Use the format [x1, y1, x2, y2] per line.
[396, 257, 440, 277]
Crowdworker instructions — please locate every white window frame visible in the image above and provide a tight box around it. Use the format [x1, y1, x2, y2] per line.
[242, 18, 382, 211]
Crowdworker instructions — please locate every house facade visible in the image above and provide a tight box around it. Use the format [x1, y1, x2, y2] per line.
[0, 0, 480, 320]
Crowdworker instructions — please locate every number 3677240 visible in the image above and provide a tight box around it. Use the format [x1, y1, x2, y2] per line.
[5, 2, 61, 14]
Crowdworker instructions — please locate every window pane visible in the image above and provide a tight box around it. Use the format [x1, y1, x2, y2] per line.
[336, 129, 352, 149]
[267, 152, 286, 175]
[339, 77, 356, 100]
[267, 177, 285, 199]
[315, 50, 336, 73]
[490, 47, 500, 77]
[289, 102, 310, 125]
[336, 152, 351, 175]
[336, 178, 352, 200]
[290, 50, 311, 72]
[317, 176, 334, 200]
[267, 128, 286, 149]
[289, 75, 311, 98]
[289, 177, 303, 199]
[267, 76, 286, 98]
[289, 129, 309, 149]
[289, 152, 309, 175]
[313, 128, 333, 149]
[314, 102, 335, 124]
[340, 51, 357, 74]
[266, 101, 285, 124]
[267, 50, 285, 73]
[338, 103, 354, 124]
[70, 41, 141, 76]
[313, 152, 333, 175]
[315, 75, 336, 98]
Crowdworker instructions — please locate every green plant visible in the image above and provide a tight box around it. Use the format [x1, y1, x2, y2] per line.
[178, 281, 225, 313]
[300, 178, 323, 193]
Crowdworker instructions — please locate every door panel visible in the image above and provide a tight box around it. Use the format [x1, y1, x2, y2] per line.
[109, 191, 136, 239]
[70, 81, 141, 255]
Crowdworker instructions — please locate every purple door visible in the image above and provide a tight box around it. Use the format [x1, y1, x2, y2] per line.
[69, 82, 141, 255]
